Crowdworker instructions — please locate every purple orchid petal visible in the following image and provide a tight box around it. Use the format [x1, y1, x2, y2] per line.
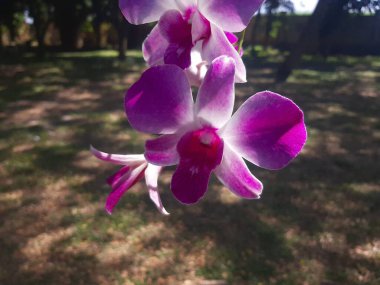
[221, 91, 307, 170]
[106, 165, 131, 186]
[105, 162, 147, 214]
[125, 65, 193, 135]
[202, 23, 246, 83]
[171, 128, 224, 204]
[195, 56, 235, 128]
[215, 144, 262, 199]
[158, 10, 193, 69]
[164, 44, 193, 69]
[198, 0, 264, 33]
[191, 10, 211, 43]
[143, 25, 168, 66]
[177, 0, 197, 12]
[119, 0, 178, 25]
[225, 32, 238, 45]
[145, 164, 170, 215]
[90, 146, 145, 165]
[159, 10, 191, 43]
[225, 32, 244, 56]
[145, 134, 182, 166]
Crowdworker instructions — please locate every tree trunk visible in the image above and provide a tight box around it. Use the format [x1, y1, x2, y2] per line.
[0, 26, 3, 48]
[118, 37, 127, 60]
[92, 0, 103, 49]
[375, 10, 380, 43]
[276, 0, 349, 82]
[52, 1, 88, 51]
[250, 9, 262, 47]
[93, 19, 102, 49]
[36, 31, 45, 56]
[318, 2, 348, 56]
[58, 22, 80, 50]
[115, 12, 129, 60]
[34, 19, 48, 57]
[264, 10, 273, 49]
[7, 23, 17, 44]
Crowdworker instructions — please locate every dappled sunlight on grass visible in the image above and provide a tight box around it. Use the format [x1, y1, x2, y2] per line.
[0, 50, 379, 284]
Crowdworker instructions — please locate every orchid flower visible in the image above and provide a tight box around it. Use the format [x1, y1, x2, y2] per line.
[124, 56, 307, 204]
[90, 146, 169, 215]
[119, 0, 264, 85]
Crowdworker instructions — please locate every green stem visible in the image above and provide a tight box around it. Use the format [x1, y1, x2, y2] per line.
[238, 29, 246, 54]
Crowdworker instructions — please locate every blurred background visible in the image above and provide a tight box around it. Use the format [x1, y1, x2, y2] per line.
[0, 0, 379, 284]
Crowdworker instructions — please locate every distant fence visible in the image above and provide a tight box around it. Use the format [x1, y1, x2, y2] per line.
[245, 14, 380, 55]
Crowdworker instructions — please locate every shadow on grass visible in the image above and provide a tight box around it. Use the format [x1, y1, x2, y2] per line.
[0, 51, 379, 284]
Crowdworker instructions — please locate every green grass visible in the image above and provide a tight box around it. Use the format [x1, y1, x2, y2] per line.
[0, 49, 379, 285]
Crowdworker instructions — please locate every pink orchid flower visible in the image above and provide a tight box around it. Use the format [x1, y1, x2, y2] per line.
[125, 56, 307, 204]
[90, 146, 169, 215]
[119, 0, 264, 84]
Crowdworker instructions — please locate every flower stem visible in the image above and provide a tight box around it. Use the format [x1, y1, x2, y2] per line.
[238, 29, 246, 54]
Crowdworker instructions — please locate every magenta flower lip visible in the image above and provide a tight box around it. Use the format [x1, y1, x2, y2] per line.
[125, 56, 307, 205]
[120, 0, 265, 84]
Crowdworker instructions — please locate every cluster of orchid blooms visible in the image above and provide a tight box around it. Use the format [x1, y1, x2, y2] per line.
[91, 0, 307, 215]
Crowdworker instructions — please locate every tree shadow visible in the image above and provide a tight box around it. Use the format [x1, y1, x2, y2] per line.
[0, 52, 379, 284]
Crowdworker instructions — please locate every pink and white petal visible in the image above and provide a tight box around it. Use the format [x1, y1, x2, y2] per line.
[145, 134, 181, 166]
[195, 56, 235, 128]
[106, 165, 131, 186]
[202, 24, 246, 83]
[215, 144, 262, 199]
[145, 164, 170, 215]
[119, 0, 178, 25]
[176, 0, 197, 12]
[90, 146, 145, 165]
[125, 65, 194, 135]
[198, 0, 264, 32]
[191, 10, 211, 43]
[185, 42, 209, 86]
[143, 25, 168, 66]
[105, 163, 147, 214]
[221, 91, 307, 170]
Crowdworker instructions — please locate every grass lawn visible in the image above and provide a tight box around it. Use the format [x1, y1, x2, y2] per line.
[0, 50, 379, 285]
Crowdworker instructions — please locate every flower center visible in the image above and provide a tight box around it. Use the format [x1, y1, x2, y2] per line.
[199, 131, 214, 145]
[177, 127, 223, 168]
[183, 6, 197, 22]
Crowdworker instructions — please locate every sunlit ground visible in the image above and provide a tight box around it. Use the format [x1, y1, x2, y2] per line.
[0, 49, 379, 285]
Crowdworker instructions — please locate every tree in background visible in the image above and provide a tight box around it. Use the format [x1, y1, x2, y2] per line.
[50, 0, 92, 50]
[27, 0, 53, 55]
[0, 0, 25, 44]
[276, 0, 346, 82]
[91, 0, 112, 49]
[108, 0, 131, 60]
[345, 0, 380, 14]
[22, 0, 130, 58]
[263, 0, 295, 47]
[276, 0, 380, 82]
